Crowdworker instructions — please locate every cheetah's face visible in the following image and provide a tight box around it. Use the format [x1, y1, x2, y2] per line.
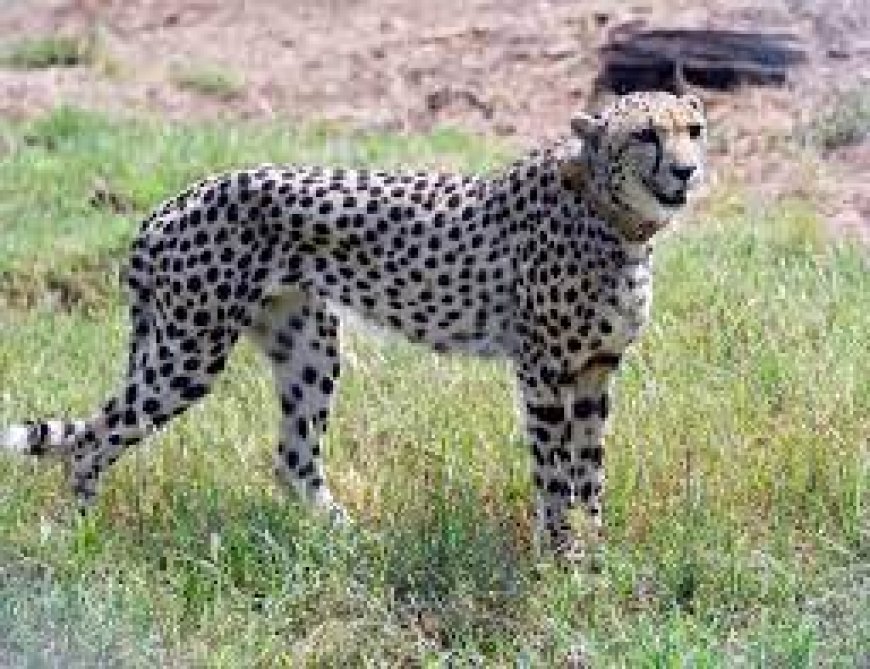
[571, 91, 707, 240]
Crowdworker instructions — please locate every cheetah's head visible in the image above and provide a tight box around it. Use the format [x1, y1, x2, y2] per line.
[563, 91, 707, 242]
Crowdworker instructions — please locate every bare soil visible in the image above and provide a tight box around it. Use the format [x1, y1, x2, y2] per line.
[0, 0, 868, 239]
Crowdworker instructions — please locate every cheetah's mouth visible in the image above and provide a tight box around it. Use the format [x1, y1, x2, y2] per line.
[645, 181, 688, 208]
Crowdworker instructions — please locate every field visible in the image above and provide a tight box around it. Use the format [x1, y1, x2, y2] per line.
[0, 108, 867, 666]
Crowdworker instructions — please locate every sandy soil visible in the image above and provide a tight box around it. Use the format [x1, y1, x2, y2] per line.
[0, 0, 868, 239]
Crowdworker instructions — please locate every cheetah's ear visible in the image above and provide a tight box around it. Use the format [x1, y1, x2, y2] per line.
[570, 111, 606, 139]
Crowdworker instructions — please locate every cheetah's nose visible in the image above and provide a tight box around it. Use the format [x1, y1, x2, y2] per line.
[670, 164, 696, 182]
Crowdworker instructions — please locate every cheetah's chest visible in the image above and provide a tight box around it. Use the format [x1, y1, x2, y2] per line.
[599, 261, 652, 352]
[555, 255, 653, 367]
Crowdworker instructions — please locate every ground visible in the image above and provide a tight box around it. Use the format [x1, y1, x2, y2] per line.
[0, 0, 869, 240]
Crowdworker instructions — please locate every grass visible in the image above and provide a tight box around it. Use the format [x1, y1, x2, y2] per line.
[171, 64, 246, 100]
[799, 85, 870, 152]
[0, 34, 97, 70]
[0, 106, 502, 311]
[0, 108, 868, 665]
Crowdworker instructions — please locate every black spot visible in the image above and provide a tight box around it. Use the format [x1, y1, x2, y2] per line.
[123, 408, 138, 427]
[580, 446, 603, 466]
[205, 358, 226, 375]
[142, 398, 161, 415]
[284, 448, 299, 468]
[170, 375, 191, 390]
[302, 366, 318, 385]
[531, 426, 551, 443]
[527, 404, 565, 425]
[280, 394, 295, 415]
[181, 384, 209, 401]
[573, 395, 608, 420]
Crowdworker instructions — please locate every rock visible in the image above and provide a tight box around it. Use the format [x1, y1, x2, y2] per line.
[596, 28, 808, 94]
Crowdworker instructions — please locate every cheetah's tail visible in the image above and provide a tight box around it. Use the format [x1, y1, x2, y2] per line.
[0, 419, 88, 457]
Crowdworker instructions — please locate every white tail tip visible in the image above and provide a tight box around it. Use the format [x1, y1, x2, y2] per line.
[0, 425, 31, 452]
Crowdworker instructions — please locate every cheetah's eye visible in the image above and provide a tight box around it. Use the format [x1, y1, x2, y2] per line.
[688, 123, 703, 139]
[632, 128, 658, 144]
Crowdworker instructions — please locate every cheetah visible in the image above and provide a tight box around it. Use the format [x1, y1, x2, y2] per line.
[1, 91, 706, 557]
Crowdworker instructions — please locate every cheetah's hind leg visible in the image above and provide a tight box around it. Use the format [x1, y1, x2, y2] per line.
[2, 296, 240, 512]
[247, 290, 349, 526]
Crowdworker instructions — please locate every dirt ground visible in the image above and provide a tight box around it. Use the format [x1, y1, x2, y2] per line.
[0, 0, 868, 240]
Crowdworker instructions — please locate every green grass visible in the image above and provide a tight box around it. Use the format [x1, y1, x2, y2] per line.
[0, 109, 868, 666]
[0, 107, 504, 311]
[171, 64, 245, 100]
[0, 35, 97, 70]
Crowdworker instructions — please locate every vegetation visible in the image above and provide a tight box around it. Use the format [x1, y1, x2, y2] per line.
[0, 35, 97, 70]
[800, 86, 870, 152]
[171, 64, 246, 101]
[0, 109, 867, 665]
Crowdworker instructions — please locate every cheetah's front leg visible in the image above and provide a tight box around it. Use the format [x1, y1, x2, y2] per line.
[519, 368, 613, 561]
[564, 369, 613, 541]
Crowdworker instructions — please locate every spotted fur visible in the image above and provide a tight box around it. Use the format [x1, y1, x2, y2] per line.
[1, 91, 706, 557]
